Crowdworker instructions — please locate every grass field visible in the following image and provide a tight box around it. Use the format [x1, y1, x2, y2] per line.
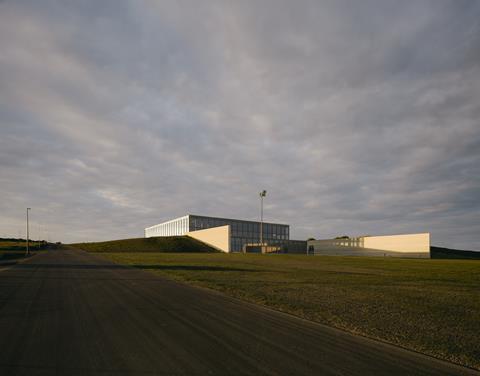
[71, 236, 217, 253]
[0, 239, 44, 262]
[94, 252, 480, 370]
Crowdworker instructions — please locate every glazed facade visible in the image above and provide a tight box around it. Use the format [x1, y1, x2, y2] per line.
[145, 214, 290, 252]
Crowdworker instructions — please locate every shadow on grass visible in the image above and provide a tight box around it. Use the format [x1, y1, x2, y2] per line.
[0, 246, 26, 251]
[15, 263, 128, 270]
[13, 263, 261, 273]
[0, 252, 28, 261]
[132, 264, 259, 272]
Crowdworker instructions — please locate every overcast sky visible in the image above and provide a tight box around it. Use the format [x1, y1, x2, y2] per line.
[1, 0, 479, 249]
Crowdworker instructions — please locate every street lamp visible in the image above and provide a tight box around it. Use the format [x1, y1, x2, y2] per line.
[26, 208, 31, 256]
[259, 190, 267, 248]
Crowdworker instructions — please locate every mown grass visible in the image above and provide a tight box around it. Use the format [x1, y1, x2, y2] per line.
[96, 252, 480, 370]
[72, 236, 218, 253]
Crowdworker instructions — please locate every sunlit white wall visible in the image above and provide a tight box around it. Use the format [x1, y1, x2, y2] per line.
[145, 215, 190, 238]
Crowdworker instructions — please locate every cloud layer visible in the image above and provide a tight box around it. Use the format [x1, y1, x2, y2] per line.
[1, 0, 479, 249]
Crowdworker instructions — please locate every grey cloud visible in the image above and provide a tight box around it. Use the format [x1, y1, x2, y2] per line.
[0, 0, 479, 249]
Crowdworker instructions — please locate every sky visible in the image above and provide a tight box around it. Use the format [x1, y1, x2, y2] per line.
[0, 0, 479, 249]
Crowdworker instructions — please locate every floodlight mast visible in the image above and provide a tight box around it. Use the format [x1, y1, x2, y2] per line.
[26, 208, 31, 256]
[259, 190, 267, 248]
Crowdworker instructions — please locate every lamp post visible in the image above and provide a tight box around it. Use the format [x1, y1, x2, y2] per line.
[26, 208, 31, 256]
[259, 190, 267, 248]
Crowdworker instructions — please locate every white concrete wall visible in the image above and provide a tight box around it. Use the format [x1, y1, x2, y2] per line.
[363, 233, 430, 253]
[308, 233, 430, 258]
[145, 215, 190, 238]
[186, 225, 230, 253]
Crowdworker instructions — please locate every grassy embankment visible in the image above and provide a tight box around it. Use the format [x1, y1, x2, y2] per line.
[72, 236, 218, 253]
[431, 246, 480, 259]
[0, 239, 46, 262]
[75, 238, 480, 370]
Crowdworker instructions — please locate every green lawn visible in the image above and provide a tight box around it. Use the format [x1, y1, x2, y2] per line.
[95, 252, 480, 370]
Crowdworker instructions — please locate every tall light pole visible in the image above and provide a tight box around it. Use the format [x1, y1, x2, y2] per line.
[259, 190, 267, 247]
[26, 208, 31, 256]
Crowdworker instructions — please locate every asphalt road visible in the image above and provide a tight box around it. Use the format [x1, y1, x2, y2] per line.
[0, 249, 476, 376]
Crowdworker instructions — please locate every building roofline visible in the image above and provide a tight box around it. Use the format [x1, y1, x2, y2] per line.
[144, 215, 189, 230]
[187, 213, 289, 227]
[145, 214, 289, 230]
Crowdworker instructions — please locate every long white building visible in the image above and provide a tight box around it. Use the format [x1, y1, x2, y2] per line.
[145, 214, 300, 253]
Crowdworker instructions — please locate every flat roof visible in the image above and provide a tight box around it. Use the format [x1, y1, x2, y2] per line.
[188, 214, 289, 227]
[145, 214, 289, 230]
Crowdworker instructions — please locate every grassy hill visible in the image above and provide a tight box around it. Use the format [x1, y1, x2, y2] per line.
[0, 238, 46, 251]
[0, 238, 48, 262]
[431, 246, 480, 259]
[71, 236, 219, 253]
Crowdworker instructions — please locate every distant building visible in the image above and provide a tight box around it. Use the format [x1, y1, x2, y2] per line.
[307, 233, 430, 258]
[145, 214, 305, 253]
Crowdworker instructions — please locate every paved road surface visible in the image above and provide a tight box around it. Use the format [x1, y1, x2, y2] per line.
[0, 249, 476, 375]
